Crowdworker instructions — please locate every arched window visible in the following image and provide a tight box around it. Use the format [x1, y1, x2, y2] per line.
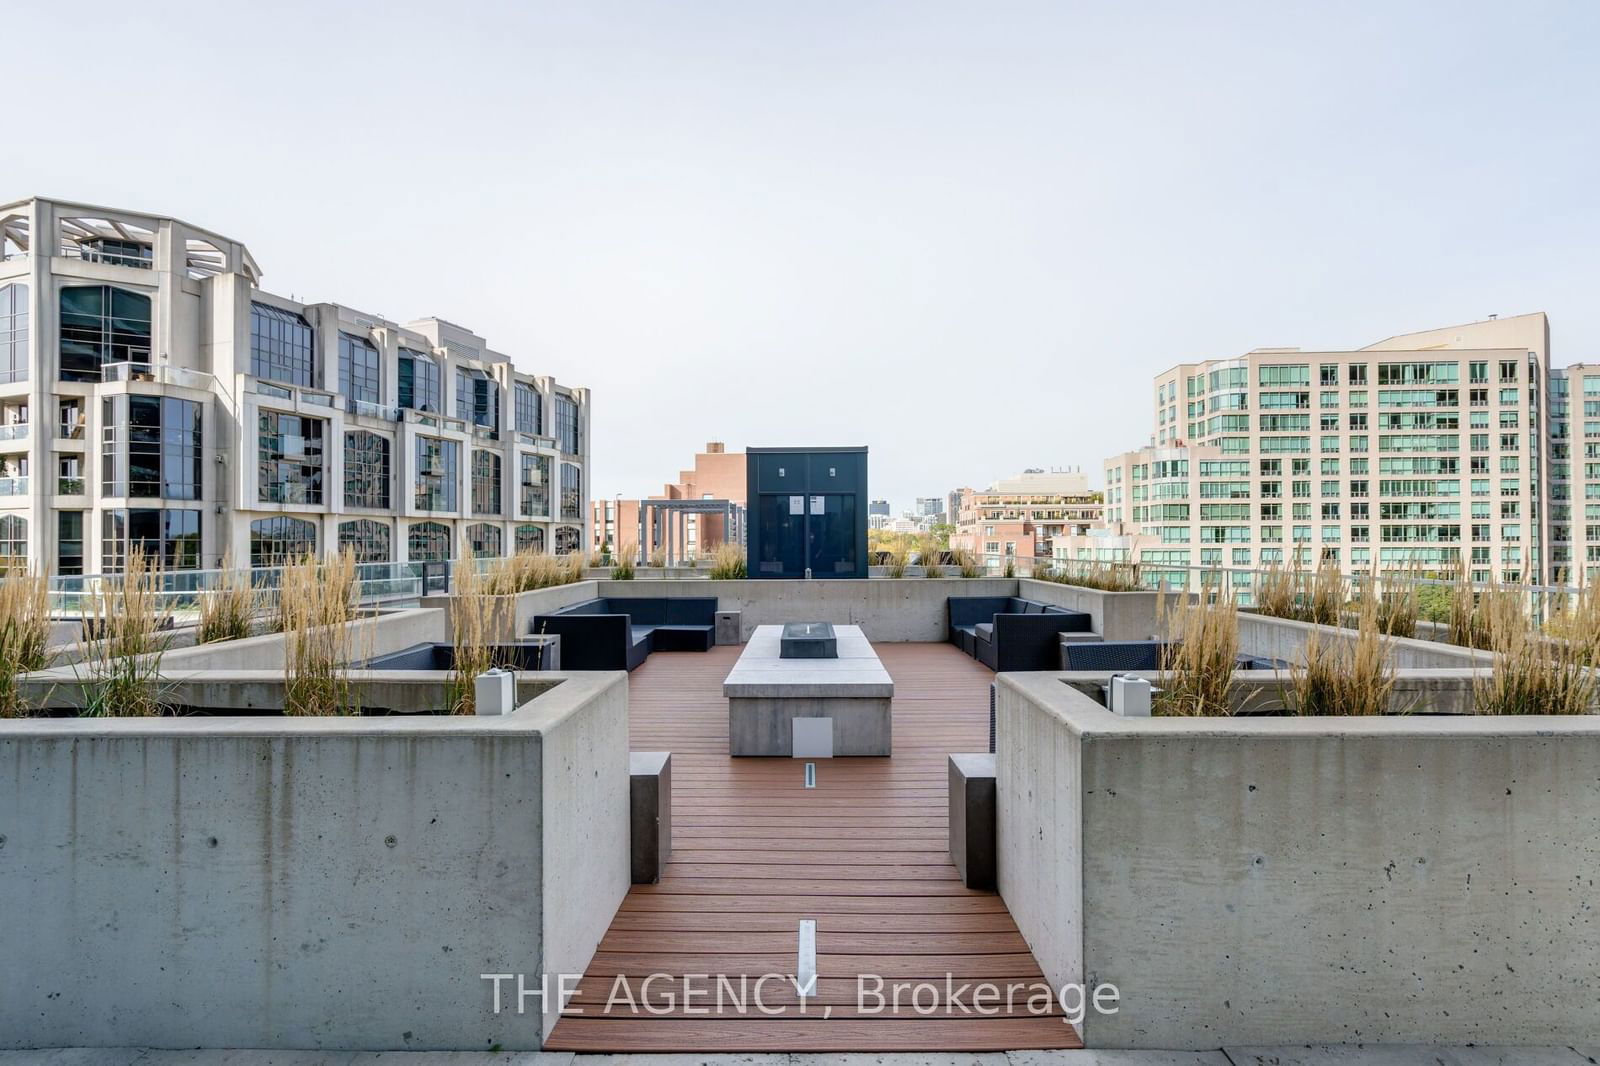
[0, 283, 28, 385]
[554, 526, 581, 556]
[467, 522, 502, 558]
[514, 524, 545, 554]
[250, 516, 316, 568]
[60, 286, 151, 381]
[407, 521, 452, 563]
[344, 431, 391, 508]
[338, 519, 392, 564]
[0, 514, 26, 570]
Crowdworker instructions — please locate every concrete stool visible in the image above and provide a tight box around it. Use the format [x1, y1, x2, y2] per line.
[630, 751, 672, 884]
[715, 610, 743, 645]
[948, 752, 996, 890]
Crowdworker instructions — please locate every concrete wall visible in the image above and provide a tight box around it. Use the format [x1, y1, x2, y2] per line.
[594, 577, 1019, 642]
[0, 671, 630, 1051]
[1018, 579, 1165, 642]
[158, 608, 446, 671]
[423, 581, 600, 641]
[1235, 611, 1486, 669]
[995, 672, 1600, 1049]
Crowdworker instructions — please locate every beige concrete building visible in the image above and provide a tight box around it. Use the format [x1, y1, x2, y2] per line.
[1065, 313, 1570, 590]
[0, 196, 591, 574]
[951, 469, 1103, 563]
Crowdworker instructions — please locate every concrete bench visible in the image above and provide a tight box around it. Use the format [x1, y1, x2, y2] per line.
[949, 753, 996, 890]
[630, 751, 672, 884]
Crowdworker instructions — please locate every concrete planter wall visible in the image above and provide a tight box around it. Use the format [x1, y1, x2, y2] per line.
[1018, 578, 1167, 642]
[995, 671, 1600, 1049]
[1059, 669, 1489, 716]
[1234, 611, 1485, 669]
[422, 580, 599, 639]
[159, 607, 447, 672]
[0, 671, 630, 1050]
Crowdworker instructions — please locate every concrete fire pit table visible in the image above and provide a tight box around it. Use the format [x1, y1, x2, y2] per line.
[723, 624, 894, 757]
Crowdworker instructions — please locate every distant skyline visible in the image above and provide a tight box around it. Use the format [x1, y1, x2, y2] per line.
[6, 1, 1598, 504]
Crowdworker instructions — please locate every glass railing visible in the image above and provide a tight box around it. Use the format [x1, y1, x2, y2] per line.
[57, 478, 85, 495]
[0, 476, 27, 495]
[405, 410, 468, 433]
[101, 362, 215, 390]
[0, 423, 28, 441]
[348, 398, 400, 420]
[48, 561, 427, 617]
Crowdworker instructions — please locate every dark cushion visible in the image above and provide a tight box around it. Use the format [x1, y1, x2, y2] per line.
[630, 625, 656, 647]
[974, 622, 995, 643]
[1024, 602, 1045, 614]
[666, 598, 718, 625]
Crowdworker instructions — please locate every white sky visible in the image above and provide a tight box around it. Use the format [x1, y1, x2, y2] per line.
[7, 1, 1598, 512]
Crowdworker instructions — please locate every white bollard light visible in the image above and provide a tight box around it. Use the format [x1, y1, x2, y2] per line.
[474, 668, 515, 716]
[1109, 674, 1153, 717]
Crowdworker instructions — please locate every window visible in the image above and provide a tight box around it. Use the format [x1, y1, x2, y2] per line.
[339, 333, 381, 413]
[466, 522, 502, 558]
[1259, 365, 1310, 387]
[554, 394, 579, 454]
[415, 437, 459, 511]
[103, 509, 202, 572]
[57, 512, 83, 575]
[249, 516, 316, 567]
[121, 396, 202, 499]
[1348, 364, 1368, 385]
[408, 521, 452, 562]
[0, 515, 25, 569]
[250, 303, 316, 387]
[81, 238, 152, 267]
[0, 283, 27, 384]
[560, 462, 582, 521]
[338, 519, 392, 563]
[398, 348, 441, 412]
[471, 450, 502, 515]
[554, 526, 581, 555]
[344, 431, 391, 508]
[514, 524, 545, 553]
[455, 368, 499, 435]
[258, 414, 325, 504]
[60, 286, 151, 381]
[514, 382, 542, 434]
[520, 453, 550, 516]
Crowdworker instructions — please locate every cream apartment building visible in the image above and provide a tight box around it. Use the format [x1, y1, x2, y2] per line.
[0, 197, 590, 575]
[1075, 313, 1575, 590]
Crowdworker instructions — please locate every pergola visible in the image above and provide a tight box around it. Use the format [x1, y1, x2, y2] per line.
[635, 498, 745, 565]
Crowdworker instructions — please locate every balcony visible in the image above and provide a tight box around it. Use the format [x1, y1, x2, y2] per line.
[0, 476, 28, 495]
[102, 362, 215, 391]
[347, 397, 400, 421]
[403, 409, 467, 434]
[57, 477, 84, 495]
[0, 423, 28, 442]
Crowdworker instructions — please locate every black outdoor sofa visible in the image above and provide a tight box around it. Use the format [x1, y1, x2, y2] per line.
[531, 597, 718, 671]
[947, 595, 1093, 672]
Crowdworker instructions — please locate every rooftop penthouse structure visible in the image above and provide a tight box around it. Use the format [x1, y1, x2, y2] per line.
[0, 196, 591, 576]
[1058, 313, 1600, 592]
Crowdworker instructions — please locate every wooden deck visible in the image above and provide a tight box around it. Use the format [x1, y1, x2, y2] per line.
[544, 642, 1082, 1053]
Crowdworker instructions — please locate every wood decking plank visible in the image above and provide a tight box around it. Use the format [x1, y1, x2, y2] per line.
[545, 642, 1080, 1053]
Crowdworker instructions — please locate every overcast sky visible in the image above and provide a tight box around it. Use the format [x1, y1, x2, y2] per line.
[8, 2, 1598, 512]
